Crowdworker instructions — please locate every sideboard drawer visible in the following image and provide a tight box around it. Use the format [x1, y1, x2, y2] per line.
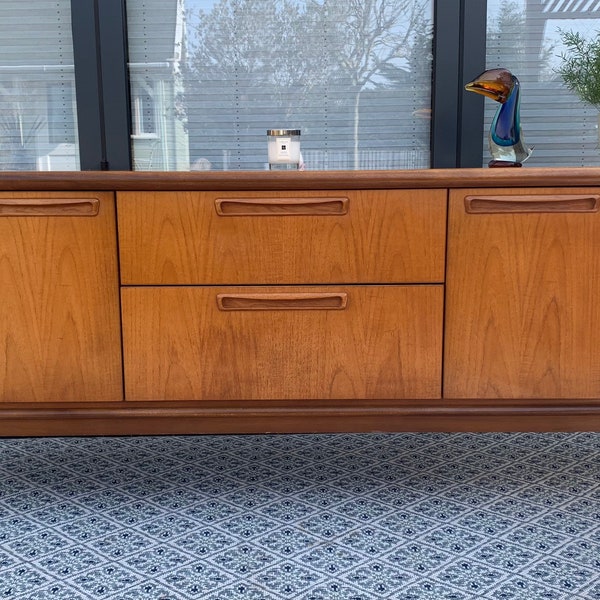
[117, 190, 446, 284]
[121, 285, 443, 401]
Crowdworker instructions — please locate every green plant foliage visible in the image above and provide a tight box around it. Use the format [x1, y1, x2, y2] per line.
[557, 29, 600, 109]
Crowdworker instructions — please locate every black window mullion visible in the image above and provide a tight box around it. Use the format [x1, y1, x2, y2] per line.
[71, 0, 131, 171]
[431, 0, 462, 168]
[96, 0, 132, 170]
[431, 0, 487, 168]
[459, 0, 487, 167]
[71, 0, 105, 170]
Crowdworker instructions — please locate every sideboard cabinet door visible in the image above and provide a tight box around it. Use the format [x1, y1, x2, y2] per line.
[0, 193, 123, 402]
[445, 188, 600, 399]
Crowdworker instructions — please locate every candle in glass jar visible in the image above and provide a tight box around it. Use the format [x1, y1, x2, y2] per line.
[267, 129, 301, 169]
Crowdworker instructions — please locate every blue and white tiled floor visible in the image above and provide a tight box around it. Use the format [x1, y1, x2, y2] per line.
[0, 432, 599, 599]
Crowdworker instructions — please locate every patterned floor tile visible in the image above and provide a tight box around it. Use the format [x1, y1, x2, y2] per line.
[0, 433, 599, 600]
[137, 514, 201, 540]
[501, 524, 570, 552]
[38, 547, 104, 577]
[531, 509, 597, 535]
[6, 530, 72, 559]
[300, 581, 378, 600]
[1, 489, 63, 513]
[338, 526, 402, 555]
[557, 540, 600, 568]
[257, 498, 318, 522]
[255, 526, 321, 557]
[524, 557, 598, 593]
[0, 516, 41, 542]
[512, 483, 577, 508]
[254, 562, 324, 595]
[386, 542, 452, 574]
[297, 512, 358, 539]
[421, 525, 486, 553]
[0, 476, 35, 501]
[393, 581, 469, 600]
[171, 527, 237, 557]
[106, 501, 166, 526]
[208, 583, 283, 600]
[434, 560, 507, 594]
[222, 486, 280, 509]
[295, 486, 354, 508]
[29, 502, 92, 526]
[0, 548, 19, 571]
[0, 568, 52, 598]
[71, 565, 143, 597]
[470, 540, 537, 570]
[163, 563, 234, 597]
[89, 530, 156, 559]
[58, 515, 120, 542]
[108, 582, 185, 600]
[207, 543, 279, 575]
[366, 484, 425, 507]
[375, 510, 437, 537]
[123, 545, 192, 576]
[341, 561, 415, 595]
[24, 583, 90, 599]
[487, 576, 572, 600]
[296, 543, 366, 575]
[454, 509, 518, 536]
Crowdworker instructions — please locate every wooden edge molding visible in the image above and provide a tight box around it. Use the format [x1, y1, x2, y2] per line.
[1, 167, 600, 191]
[1, 400, 599, 436]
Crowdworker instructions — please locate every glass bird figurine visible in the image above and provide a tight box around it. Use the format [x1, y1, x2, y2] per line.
[465, 68, 533, 167]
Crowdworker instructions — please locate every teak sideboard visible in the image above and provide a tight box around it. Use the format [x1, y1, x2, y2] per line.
[1, 168, 600, 436]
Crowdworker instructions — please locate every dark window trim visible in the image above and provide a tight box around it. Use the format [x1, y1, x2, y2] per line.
[459, 0, 487, 167]
[71, 0, 105, 170]
[71, 0, 132, 170]
[431, 0, 486, 168]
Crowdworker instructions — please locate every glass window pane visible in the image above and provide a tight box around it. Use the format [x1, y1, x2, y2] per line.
[484, 0, 600, 167]
[126, 0, 433, 171]
[0, 1, 80, 171]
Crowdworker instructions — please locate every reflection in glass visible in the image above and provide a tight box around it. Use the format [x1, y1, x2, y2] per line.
[486, 0, 600, 167]
[127, 0, 433, 171]
[0, 1, 79, 171]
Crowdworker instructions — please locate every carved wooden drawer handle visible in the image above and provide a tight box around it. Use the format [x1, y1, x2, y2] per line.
[215, 197, 349, 216]
[217, 292, 348, 311]
[0, 197, 100, 216]
[465, 194, 600, 214]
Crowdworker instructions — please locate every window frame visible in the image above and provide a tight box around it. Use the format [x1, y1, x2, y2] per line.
[70, 0, 487, 171]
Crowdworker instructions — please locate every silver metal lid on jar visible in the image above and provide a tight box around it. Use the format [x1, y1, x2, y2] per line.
[267, 129, 301, 136]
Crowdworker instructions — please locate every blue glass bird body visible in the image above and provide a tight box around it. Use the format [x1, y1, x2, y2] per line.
[466, 68, 533, 167]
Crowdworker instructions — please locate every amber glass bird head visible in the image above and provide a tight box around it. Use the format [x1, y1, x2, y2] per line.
[465, 68, 515, 103]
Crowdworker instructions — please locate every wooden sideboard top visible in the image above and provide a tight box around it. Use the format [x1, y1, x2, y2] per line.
[0, 167, 599, 191]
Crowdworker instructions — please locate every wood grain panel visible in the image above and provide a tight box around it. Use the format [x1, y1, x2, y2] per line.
[0, 192, 123, 402]
[117, 190, 446, 285]
[445, 187, 600, 399]
[122, 285, 443, 401]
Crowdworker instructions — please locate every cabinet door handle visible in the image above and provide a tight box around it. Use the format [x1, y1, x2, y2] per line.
[465, 194, 600, 214]
[0, 197, 100, 216]
[217, 292, 348, 311]
[215, 197, 349, 216]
